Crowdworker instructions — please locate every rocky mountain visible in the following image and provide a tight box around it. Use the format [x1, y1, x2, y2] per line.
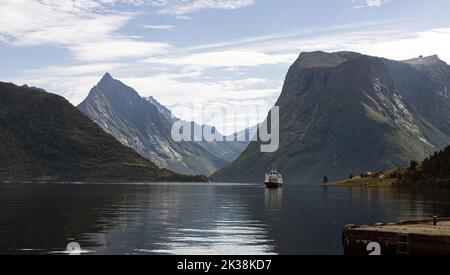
[78, 73, 248, 176]
[0, 82, 206, 182]
[144, 96, 178, 124]
[213, 51, 450, 183]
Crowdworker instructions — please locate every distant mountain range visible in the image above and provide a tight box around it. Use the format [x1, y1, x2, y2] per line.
[0, 82, 206, 182]
[213, 51, 450, 183]
[78, 73, 248, 176]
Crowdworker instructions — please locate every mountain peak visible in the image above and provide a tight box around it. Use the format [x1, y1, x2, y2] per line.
[295, 51, 361, 68]
[80, 72, 143, 108]
[100, 72, 114, 82]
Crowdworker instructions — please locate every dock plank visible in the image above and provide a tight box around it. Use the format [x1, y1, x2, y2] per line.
[343, 218, 450, 255]
[351, 221, 450, 236]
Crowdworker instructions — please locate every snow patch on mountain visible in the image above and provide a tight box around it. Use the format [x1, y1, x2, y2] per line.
[372, 78, 429, 144]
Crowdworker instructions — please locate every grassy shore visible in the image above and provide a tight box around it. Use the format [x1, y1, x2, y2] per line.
[327, 177, 398, 187]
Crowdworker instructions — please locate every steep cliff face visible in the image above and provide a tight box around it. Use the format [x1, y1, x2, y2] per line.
[213, 52, 450, 183]
[78, 73, 248, 176]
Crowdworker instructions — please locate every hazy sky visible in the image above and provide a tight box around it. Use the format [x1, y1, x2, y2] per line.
[1, 0, 450, 134]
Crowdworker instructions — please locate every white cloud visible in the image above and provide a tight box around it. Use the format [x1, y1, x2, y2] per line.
[12, 74, 103, 105]
[0, 0, 128, 46]
[172, 20, 450, 64]
[352, 0, 390, 8]
[349, 28, 450, 62]
[145, 50, 298, 70]
[366, 0, 389, 7]
[0, 0, 165, 62]
[186, 20, 402, 52]
[0, 0, 254, 62]
[71, 40, 171, 61]
[21, 63, 125, 78]
[151, 0, 255, 18]
[141, 24, 177, 30]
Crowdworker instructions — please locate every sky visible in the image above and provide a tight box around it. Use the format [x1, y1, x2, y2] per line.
[1, 0, 450, 134]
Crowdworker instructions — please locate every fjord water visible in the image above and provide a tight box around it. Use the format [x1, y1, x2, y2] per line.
[1, 183, 449, 255]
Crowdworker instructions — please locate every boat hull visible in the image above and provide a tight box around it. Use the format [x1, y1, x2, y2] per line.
[265, 182, 283, 189]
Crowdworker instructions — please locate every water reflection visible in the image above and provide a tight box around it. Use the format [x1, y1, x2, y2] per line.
[0, 183, 450, 255]
[265, 189, 283, 210]
[146, 220, 274, 255]
[78, 184, 275, 255]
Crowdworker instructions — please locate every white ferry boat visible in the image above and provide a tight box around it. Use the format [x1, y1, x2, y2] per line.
[265, 165, 284, 188]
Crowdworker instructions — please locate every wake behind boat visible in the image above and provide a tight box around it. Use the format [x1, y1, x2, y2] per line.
[265, 165, 284, 188]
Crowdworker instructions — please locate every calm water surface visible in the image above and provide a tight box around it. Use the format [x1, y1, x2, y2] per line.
[1, 183, 450, 255]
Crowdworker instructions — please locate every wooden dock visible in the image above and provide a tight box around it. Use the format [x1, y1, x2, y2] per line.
[342, 217, 450, 255]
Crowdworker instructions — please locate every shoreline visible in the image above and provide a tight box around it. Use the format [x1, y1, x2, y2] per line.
[0, 177, 211, 185]
[326, 178, 398, 187]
